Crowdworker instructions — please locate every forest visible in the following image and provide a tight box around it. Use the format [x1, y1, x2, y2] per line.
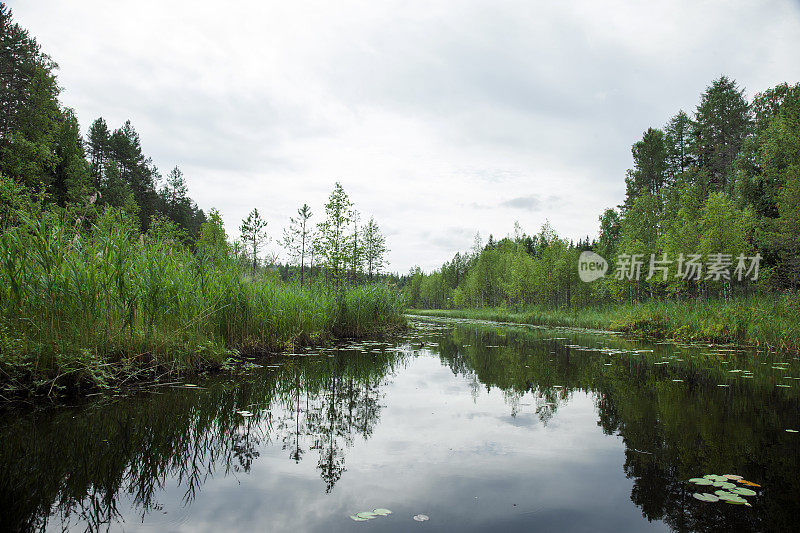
[406, 76, 800, 349]
[0, 4, 403, 397]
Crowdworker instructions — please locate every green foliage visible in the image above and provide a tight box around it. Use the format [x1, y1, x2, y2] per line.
[411, 75, 800, 323]
[282, 203, 313, 285]
[362, 216, 387, 279]
[624, 127, 668, 208]
[410, 293, 800, 351]
[692, 75, 751, 193]
[239, 207, 268, 275]
[317, 182, 353, 283]
[0, 205, 405, 395]
[0, 173, 45, 229]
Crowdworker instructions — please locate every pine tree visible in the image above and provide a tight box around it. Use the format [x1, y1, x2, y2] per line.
[664, 110, 694, 184]
[362, 216, 387, 279]
[692, 76, 751, 194]
[624, 128, 667, 209]
[240, 208, 268, 275]
[282, 203, 313, 285]
[0, 4, 61, 188]
[87, 117, 110, 189]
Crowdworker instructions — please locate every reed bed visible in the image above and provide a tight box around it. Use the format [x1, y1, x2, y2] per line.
[0, 210, 406, 395]
[409, 294, 800, 352]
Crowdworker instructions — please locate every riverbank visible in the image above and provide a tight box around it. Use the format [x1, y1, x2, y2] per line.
[0, 213, 406, 399]
[408, 295, 800, 352]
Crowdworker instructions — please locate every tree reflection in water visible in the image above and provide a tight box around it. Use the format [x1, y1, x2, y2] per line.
[0, 319, 798, 532]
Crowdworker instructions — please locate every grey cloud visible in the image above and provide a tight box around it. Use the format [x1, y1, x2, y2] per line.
[12, 0, 800, 273]
[501, 195, 542, 210]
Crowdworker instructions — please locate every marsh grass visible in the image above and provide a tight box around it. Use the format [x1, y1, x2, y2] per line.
[0, 209, 405, 396]
[409, 295, 800, 352]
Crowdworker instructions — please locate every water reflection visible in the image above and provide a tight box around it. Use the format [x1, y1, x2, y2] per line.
[0, 318, 797, 532]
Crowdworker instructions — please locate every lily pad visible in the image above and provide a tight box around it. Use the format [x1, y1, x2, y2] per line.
[357, 512, 377, 519]
[787, 429, 799, 433]
[693, 493, 720, 502]
[724, 474, 743, 480]
[689, 478, 713, 485]
[713, 481, 737, 489]
[372, 508, 392, 516]
[731, 487, 757, 496]
[738, 480, 761, 487]
[724, 498, 751, 506]
[413, 514, 430, 522]
[715, 490, 747, 504]
[350, 515, 369, 521]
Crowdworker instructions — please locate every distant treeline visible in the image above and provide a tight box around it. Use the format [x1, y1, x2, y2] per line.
[407, 75, 800, 309]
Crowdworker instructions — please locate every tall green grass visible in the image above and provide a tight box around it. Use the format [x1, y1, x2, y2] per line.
[409, 294, 800, 352]
[0, 209, 406, 395]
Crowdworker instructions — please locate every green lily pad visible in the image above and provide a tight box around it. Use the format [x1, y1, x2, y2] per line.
[372, 508, 392, 516]
[787, 429, 799, 433]
[693, 493, 720, 502]
[713, 481, 737, 489]
[731, 487, 757, 496]
[715, 490, 747, 503]
[724, 498, 751, 506]
[689, 478, 713, 485]
[357, 512, 377, 519]
[350, 515, 369, 521]
[724, 474, 743, 480]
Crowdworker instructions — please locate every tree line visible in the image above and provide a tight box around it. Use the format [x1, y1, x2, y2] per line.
[407, 75, 800, 309]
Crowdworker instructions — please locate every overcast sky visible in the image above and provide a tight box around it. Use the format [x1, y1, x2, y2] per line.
[9, 0, 800, 272]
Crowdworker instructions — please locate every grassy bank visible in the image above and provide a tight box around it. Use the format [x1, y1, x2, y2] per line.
[408, 295, 800, 351]
[0, 211, 406, 397]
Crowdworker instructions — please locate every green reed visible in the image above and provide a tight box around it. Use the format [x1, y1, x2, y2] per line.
[0, 209, 406, 394]
[409, 294, 800, 352]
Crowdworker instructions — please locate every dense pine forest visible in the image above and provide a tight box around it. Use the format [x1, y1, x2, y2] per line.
[407, 76, 800, 349]
[0, 4, 403, 397]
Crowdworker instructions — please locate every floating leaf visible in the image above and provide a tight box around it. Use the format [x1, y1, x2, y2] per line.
[350, 515, 369, 522]
[738, 480, 761, 487]
[787, 429, 799, 433]
[689, 478, 713, 485]
[715, 491, 747, 504]
[724, 498, 751, 506]
[724, 474, 743, 480]
[693, 493, 720, 503]
[731, 487, 757, 496]
[372, 509, 392, 516]
[713, 481, 737, 489]
[357, 512, 377, 519]
[413, 514, 430, 522]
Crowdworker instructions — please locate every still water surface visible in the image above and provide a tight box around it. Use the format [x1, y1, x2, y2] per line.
[1, 316, 799, 532]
